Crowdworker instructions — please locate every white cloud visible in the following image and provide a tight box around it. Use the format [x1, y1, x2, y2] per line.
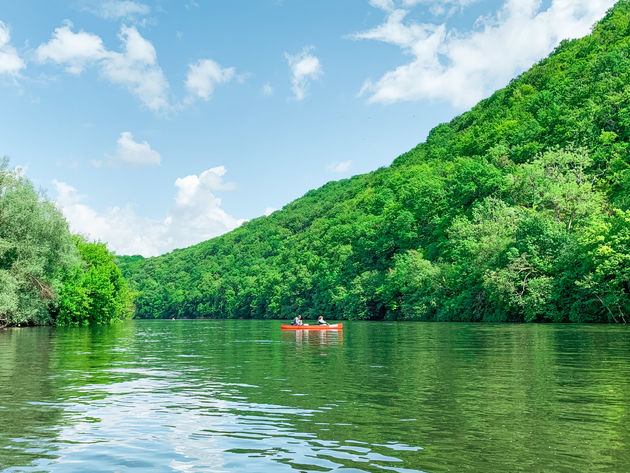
[37, 23, 169, 112]
[174, 166, 236, 205]
[370, 0, 477, 14]
[110, 131, 161, 166]
[185, 59, 235, 101]
[369, 0, 395, 10]
[103, 25, 169, 112]
[328, 160, 352, 173]
[0, 21, 25, 76]
[354, 0, 615, 108]
[13, 164, 27, 178]
[403, 0, 478, 9]
[36, 23, 106, 74]
[264, 207, 277, 216]
[417, 0, 479, 17]
[262, 82, 274, 96]
[285, 47, 322, 100]
[53, 166, 245, 257]
[98, 1, 150, 19]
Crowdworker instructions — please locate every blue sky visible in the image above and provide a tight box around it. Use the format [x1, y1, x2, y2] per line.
[0, 0, 616, 256]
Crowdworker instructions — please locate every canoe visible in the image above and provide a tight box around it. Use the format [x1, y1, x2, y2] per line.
[281, 323, 343, 330]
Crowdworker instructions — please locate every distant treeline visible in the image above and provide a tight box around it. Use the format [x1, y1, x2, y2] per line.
[0, 159, 133, 327]
[119, 2, 630, 323]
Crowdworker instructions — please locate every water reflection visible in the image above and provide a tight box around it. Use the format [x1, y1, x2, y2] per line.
[1, 321, 629, 472]
[283, 328, 344, 346]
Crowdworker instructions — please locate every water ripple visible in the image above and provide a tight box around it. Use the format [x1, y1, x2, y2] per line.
[1, 321, 630, 472]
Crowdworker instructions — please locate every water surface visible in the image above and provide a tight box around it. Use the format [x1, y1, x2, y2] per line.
[1, 321, 629, 472]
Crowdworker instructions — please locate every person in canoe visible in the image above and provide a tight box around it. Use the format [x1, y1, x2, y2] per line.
[292, 314, 303, 325]
[317, 315, 329, 325]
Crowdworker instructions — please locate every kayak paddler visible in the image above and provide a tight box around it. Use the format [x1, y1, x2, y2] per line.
[292, 314, 303, 326]
[317, 315, 329, 325]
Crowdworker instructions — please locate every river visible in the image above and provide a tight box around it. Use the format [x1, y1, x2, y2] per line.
[1, 320, 629, 472]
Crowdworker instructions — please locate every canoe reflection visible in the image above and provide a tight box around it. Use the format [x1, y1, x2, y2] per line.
[283, 328, 344, 345]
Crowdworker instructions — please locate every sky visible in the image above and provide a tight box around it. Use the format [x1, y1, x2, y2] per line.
[0, 0, 617, 256]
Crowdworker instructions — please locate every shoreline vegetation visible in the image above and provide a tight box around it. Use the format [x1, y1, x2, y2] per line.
[0, 159, 133, 328]
[3, 2, 630, 327]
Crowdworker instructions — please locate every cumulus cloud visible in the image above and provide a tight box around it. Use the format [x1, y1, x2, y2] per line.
[109, 131, 161, 166]
[0, 21, 25, 76]
[264, 207, 277, 216]
[174, 166, 236, 205]
[36, 23, 106, 74]
[185, 58, 235, 101]
[354, 0, 615, 108]
[37, 23, 169, 112]
[328, 160, 352, 173]
[53, 166, 245, 257]
[285, 47, 322, 100]
[102, 26, 169, 112]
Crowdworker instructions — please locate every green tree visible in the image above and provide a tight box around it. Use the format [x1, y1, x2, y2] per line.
[576, 210, 630, 323]
[0, 159, 78, 327]
[54, 237, 134, 326]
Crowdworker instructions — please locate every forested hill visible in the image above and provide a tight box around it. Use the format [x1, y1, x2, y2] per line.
[119, 1, 630, 323]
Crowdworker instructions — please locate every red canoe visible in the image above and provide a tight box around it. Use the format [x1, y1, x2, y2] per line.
[281, 323, 343, 330]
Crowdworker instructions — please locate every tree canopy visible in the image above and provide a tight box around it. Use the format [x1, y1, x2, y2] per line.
[0, 160, 134, 327]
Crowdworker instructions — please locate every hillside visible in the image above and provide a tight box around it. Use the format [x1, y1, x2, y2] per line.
[119, 2, 630, 323]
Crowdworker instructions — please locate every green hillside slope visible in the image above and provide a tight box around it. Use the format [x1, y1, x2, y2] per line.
[119, 2, 630, 323]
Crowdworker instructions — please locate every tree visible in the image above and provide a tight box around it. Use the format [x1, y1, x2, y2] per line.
[54, 237, 134, 326]
[0, 159, 78, 326]
[577, 210, 630, 323]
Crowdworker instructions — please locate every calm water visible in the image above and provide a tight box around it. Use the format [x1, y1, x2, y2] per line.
[1, 321, 629, 473]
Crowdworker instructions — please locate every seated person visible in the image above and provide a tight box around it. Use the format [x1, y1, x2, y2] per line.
[292, 315, 303, 325]
[317, 315, 328, 325]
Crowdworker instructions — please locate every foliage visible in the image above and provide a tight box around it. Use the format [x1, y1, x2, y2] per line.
[120, 1, 630, 323]
[54, 237, 135, 326]
[0, 159, 78, 326]
[0, 160, 134, 327]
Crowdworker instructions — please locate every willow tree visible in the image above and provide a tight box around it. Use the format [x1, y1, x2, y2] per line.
[0, 159, 78, 326]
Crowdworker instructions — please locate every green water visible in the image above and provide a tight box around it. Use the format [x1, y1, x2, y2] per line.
[0, 321, 629, 472]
